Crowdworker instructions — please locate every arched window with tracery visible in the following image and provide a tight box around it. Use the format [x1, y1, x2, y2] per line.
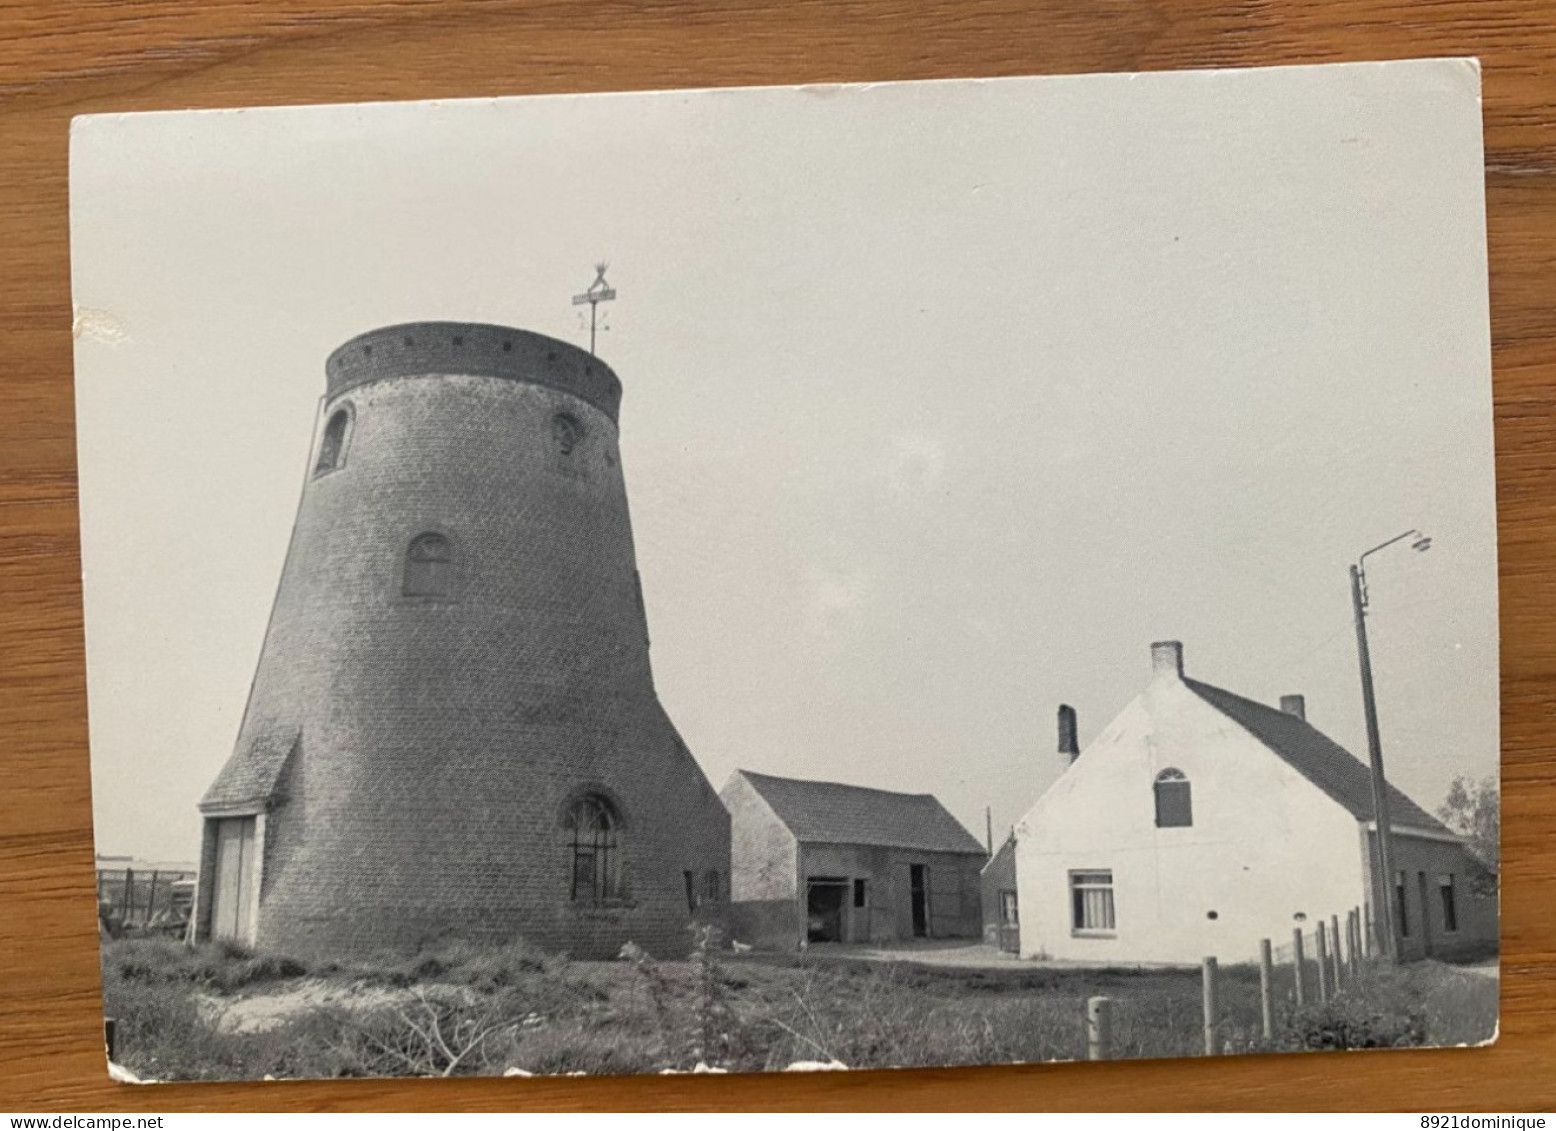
[314, 406, 353, 475]
[402, 532, 453, 598]
[1154, 767, 1193, 828]
[564, 794, 623, 902]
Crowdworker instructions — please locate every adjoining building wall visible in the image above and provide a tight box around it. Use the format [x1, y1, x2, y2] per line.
[1015, 674, 1367, 965]
[980, 836, 1018, 950]
[722, 772, 803, 949]
[1365, 828, 1499, 962]
[198, 325, 731, 961]
[722, 773, 800, 903]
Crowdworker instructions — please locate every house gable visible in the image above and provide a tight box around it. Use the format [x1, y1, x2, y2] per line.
[1014, 673, 1369, 963]
[1017, 680, 1365, 850]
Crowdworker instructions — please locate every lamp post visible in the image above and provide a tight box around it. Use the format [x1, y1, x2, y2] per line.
[1350, 529, 1431, 962]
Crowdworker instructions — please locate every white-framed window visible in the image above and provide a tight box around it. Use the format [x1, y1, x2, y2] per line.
[1439, 874, 1459, 933]
[1070, 869, 1116, 934]
[1396, 870, 1411, 938]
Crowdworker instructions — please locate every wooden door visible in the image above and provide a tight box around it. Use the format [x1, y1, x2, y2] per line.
[997, 889, 1020, 954]
[910, 864, 929, 937]
[211, 817, 256, 944]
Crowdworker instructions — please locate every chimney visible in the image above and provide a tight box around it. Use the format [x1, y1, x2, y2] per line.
[1058, 704, 1079, 762]
[1150, 640, 1184, 679]
[1280, 694, 1306, 721]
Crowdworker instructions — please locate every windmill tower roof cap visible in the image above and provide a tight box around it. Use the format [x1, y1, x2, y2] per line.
[325, 321, 623, 423]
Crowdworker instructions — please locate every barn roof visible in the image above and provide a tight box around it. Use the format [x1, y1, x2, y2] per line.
[734, 770, 986, 855]
[1183, 678, 1451, 833]
[200, 728, 298, 813]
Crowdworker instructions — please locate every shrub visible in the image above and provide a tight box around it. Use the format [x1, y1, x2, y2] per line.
[1281, 994, 1425, 1050]
[103, 937, 309, 992]
[510, 1017, 662, 1077]
[322, 987, 530, 1077]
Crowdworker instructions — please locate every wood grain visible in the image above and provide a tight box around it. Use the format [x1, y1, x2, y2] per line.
[2, 0, 1553, 1111]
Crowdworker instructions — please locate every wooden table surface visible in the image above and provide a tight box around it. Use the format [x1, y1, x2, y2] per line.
[2, 0, 1553, 1112]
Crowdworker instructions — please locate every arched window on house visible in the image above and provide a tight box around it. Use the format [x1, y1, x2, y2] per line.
[314, 406, 352, 475]
[402, 532, 453, 598]
[1154, 768, 1193, 828]
[564, 794, 623, 902]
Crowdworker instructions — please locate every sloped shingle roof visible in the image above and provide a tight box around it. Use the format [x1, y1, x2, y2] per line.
[1183, 678, 1450, 833]
[200, 728, 298, 812]
[737, 770, 986, 855]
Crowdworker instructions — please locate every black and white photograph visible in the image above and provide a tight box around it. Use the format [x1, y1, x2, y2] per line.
[70, 58, 1500, 1083]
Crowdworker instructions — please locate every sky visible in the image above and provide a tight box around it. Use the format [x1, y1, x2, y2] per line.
[70, 60, 1497, 866]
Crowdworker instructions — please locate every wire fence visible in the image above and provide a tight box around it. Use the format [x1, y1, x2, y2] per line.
[1085, 903, 1377, 1060]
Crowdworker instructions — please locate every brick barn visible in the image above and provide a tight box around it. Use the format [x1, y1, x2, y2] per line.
[721, 770, 986, 950]
[193, 321, 731, 960]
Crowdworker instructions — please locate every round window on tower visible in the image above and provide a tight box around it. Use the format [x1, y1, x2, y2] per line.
[552, 413, 583, 456]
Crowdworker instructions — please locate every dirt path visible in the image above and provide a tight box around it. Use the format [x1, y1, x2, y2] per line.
[209, 978, 406, 1033]
[800, 940, 1186, 971]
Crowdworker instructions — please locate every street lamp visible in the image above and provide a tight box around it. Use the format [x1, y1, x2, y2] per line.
[1350, 529, 1431, 962]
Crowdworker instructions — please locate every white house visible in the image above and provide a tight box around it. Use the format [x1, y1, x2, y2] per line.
[1013, 640, 1495, 965]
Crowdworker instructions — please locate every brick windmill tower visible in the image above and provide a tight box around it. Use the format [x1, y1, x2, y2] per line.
[193, 284, 731, 959]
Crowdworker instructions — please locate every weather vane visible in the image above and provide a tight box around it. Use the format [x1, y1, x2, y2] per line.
[571, 262, 617, 356]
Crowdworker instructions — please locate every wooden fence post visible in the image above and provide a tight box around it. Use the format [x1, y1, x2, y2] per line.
[1330, 914, 1343, 986]
[1363, 902, 1374, 957]
[1258, 938, 1274, 1040]
[146, 870, 160, 925]
[1292, 928, 1306, 1006]
[1087, 996, 1113, 1061]
[123, 866, 134, 925]
[1348, 909, 1360, 978]
[1202, 956, 1219, 1056]
[1315, 922, 1330, 1003]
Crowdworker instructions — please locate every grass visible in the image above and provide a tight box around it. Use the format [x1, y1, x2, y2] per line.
[100, 935, 1498, 1081]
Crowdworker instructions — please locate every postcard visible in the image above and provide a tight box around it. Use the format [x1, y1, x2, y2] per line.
[70, 58, 1498, 1082]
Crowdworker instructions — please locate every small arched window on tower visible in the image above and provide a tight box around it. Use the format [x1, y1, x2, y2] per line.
[564, 794, 623, 902]
[402, 532, 453, 598]
[314, 406, 353, 476]
[1154, 767, 1193, 828]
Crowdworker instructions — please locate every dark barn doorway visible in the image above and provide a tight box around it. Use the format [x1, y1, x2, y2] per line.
[910, 864, 929, 937]
[807, 877, 848, 943]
